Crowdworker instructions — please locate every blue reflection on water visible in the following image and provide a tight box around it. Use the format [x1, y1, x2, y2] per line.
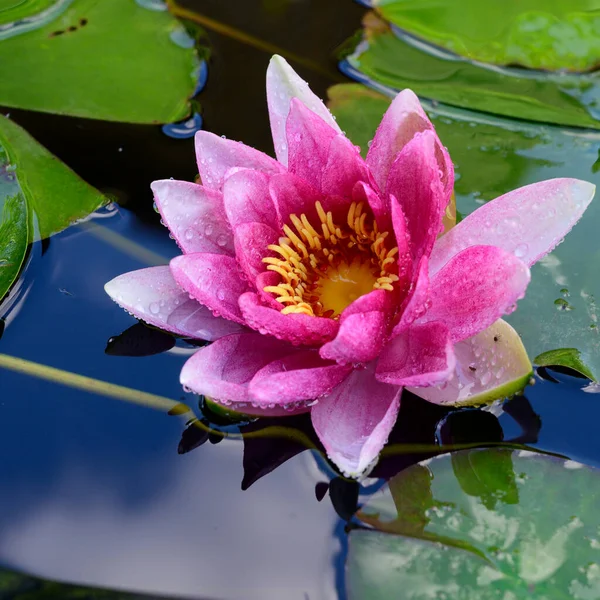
[0, 210, 340, 599]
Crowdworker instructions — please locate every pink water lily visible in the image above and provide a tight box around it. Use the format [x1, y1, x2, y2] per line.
[105, 56, 594, 477]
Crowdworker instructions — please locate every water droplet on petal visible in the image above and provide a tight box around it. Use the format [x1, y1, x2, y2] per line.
[514, 243, 528, 258]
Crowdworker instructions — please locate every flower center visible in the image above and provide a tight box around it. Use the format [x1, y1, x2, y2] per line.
[262, 201, 400, 318]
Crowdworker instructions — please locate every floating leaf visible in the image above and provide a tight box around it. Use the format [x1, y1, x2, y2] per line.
[340, 13, 600, 129]
[328, 83, 600, 382]
[0, 114, 105, 240]
[0, 142, 28, 301]
[348, 448, 600, 599]
[0, 0, 201, 123]
[535, 348, 596, 381]
[370, 0, 600, 72]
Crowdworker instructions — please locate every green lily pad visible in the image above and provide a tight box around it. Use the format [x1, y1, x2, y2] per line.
[371, 0, 600, 72]
[348, 448, 600, 599]
[0, 0, 201, 123]
[0, 142, 28, 302]
[340, 13, 600, 129]
[535, 348, 596, 380]
[328, 83, 600, 382]
[0, 114, 105, 239]
[0, 115, 105, 300]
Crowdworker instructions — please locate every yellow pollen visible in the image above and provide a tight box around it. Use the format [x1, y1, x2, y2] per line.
[262, 201, 401, 319]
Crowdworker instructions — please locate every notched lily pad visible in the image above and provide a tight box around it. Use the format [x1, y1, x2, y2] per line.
[348, 448, 600, 599]
[340, 12, 600, 129]
[371, 0, 600, 73]
[0, 0, 201, 123]
[0, 115, 105, 301]
[0, 173, 28, 302]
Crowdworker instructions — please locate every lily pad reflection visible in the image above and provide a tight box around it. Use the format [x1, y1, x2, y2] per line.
[348, 448, 600, 599]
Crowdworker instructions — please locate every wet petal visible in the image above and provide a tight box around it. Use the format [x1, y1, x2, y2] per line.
[319, 290, 393, 365]
[239, 292, 339, 346]
[151, 179, 233, 256]
[170, 253, 251, 325]
[286, 98, 338, 190]
[180, 333, 309, 416]
[266, 55, 341, 166]
[234, 222, 279, 282]
[392, 256, 430, 335]
[430, 178, 596, 275]
[387, 130, 446, 262]
[195, 131, 283, 192]
[353, 181, 390, 233]
[222, 168, 278, 230]
[322, 135, 371, 200]
[105, 266, 244, 340]
[268, 171, 323, 227]
[408, 319, 533, 406]
[376, 321, 455, 387]
[249, 351, 352, 404]
[311, 364, 402, 477]
[366, 89, 453, 199]
[423, 245, 531, 342]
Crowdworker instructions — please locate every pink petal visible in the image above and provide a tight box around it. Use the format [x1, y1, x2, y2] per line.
[239, 292, 339, 345]
[248, 351, 352, 404]
[319, 290, 393, 365]
[376, 322, 455, 387]
[366, 89, 453, 199]
[387, 131, 446, 262]
[310, 364, 402, 477]
[286, 98, 338, 190]
[234, 222, 279, 282]
[423, 245, 531, 342]
[392, 256, 430, 335]
[222, 168, 278, 230]
[151, 179, 233, 256]
[105, 266, 243, 340]
[180, 333, 310, 416]
[170, 253, 250, 325]
[430, 178, 595, 275]
[194, 131, 283, 192]
[266, 55, 341, 166]
[322, 135, 372, 200]
[389, 195, 413, 287]
[353, 181, 390, 233]
[268, 171, 323, 226]
[255, 271, 287, 309]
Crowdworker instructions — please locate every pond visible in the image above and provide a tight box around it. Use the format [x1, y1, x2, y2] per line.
[1, 1, 600, 599]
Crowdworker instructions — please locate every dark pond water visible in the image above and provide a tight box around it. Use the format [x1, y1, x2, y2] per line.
[1, 1, 599, 599]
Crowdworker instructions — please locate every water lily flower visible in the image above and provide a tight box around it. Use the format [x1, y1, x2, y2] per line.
[105, 56, 594, 477]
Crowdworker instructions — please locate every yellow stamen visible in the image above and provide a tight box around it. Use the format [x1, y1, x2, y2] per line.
[261, 201, 401, 318]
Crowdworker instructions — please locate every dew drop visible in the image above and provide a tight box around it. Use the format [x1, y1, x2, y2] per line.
[149, 302, 160, 314]
[205, 223, 214, 236]
[216, 234, 228, 247]
[184, 228, 194, 241]
[514, 243, 528, 258]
